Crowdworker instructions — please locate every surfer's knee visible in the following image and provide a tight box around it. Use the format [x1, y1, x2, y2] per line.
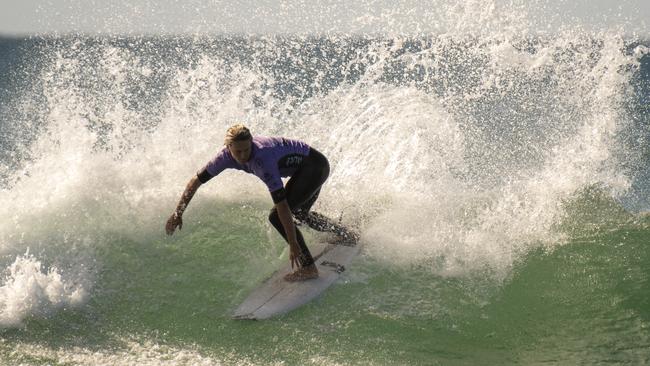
[293, 209, 308, 223]
[268, 208, 279, 223]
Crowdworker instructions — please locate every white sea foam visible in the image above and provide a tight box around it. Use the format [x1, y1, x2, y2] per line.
[9, 339, 268, 366]
[9, 336, 356, 366]
[0, 252, 86, 328]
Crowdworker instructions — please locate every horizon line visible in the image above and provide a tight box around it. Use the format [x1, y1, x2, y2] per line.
[1, 30, 649, 41]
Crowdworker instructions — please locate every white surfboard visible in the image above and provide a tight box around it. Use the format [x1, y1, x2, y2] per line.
[233, 242, 361, 320]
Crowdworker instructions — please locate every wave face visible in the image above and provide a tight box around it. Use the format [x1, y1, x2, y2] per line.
[0, 2, 649, 364]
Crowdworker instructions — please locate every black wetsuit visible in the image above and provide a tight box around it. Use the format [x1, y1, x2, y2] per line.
[267, 147, 329, 267]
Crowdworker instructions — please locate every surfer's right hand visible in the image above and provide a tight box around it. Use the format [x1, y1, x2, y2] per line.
[165, 212, 183, 235]
[288, 242, 301, 269]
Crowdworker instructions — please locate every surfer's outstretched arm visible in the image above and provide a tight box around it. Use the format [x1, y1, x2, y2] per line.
[166, 175, 203, 235]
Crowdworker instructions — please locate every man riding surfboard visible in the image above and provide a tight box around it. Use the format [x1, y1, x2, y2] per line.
[165, 124, 357, 282]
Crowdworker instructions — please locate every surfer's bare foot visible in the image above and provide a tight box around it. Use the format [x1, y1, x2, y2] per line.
[284, 265, 319, 282]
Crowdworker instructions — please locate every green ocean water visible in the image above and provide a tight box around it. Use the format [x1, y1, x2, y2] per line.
[1, 197, 649, 365]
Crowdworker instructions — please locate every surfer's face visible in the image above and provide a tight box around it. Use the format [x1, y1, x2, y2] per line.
[228, 139, 252, 164]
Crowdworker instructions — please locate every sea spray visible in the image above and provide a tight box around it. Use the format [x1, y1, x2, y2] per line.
[2, 32, 644, 282]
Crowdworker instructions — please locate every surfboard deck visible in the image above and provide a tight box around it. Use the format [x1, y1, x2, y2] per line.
[232, 241, 360, 320]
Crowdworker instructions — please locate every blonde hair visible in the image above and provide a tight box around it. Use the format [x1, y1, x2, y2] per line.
[224, 124, 252, 145]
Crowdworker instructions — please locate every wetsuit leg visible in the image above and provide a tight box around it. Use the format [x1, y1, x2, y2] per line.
[297, 211, 359, 244]
[287, 148, 359, 242]
[284, 148, 330, 214]
[287, 149, 358, 243]
[267, 148, 330, 267]
[268, 209, 314, 267]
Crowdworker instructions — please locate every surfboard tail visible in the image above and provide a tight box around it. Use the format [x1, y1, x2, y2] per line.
[232, 242, 361, 320]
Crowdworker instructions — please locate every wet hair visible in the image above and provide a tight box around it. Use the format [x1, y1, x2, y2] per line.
[224, 124, 252, 145]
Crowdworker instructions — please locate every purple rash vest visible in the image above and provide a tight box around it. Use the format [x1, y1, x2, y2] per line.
[197, 136, 311, 200]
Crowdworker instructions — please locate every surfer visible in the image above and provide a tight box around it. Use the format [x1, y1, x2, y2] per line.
[165, 124, 356, 282]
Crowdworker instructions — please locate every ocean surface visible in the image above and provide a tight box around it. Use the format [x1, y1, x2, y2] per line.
[0, 13, 649, 366]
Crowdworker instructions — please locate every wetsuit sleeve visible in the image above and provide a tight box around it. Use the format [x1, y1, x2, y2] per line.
[270, 187, 287, 204]
[197, 168, 213, 183]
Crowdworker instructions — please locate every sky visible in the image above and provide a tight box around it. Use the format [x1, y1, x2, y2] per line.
[0, 0, 648, 37]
